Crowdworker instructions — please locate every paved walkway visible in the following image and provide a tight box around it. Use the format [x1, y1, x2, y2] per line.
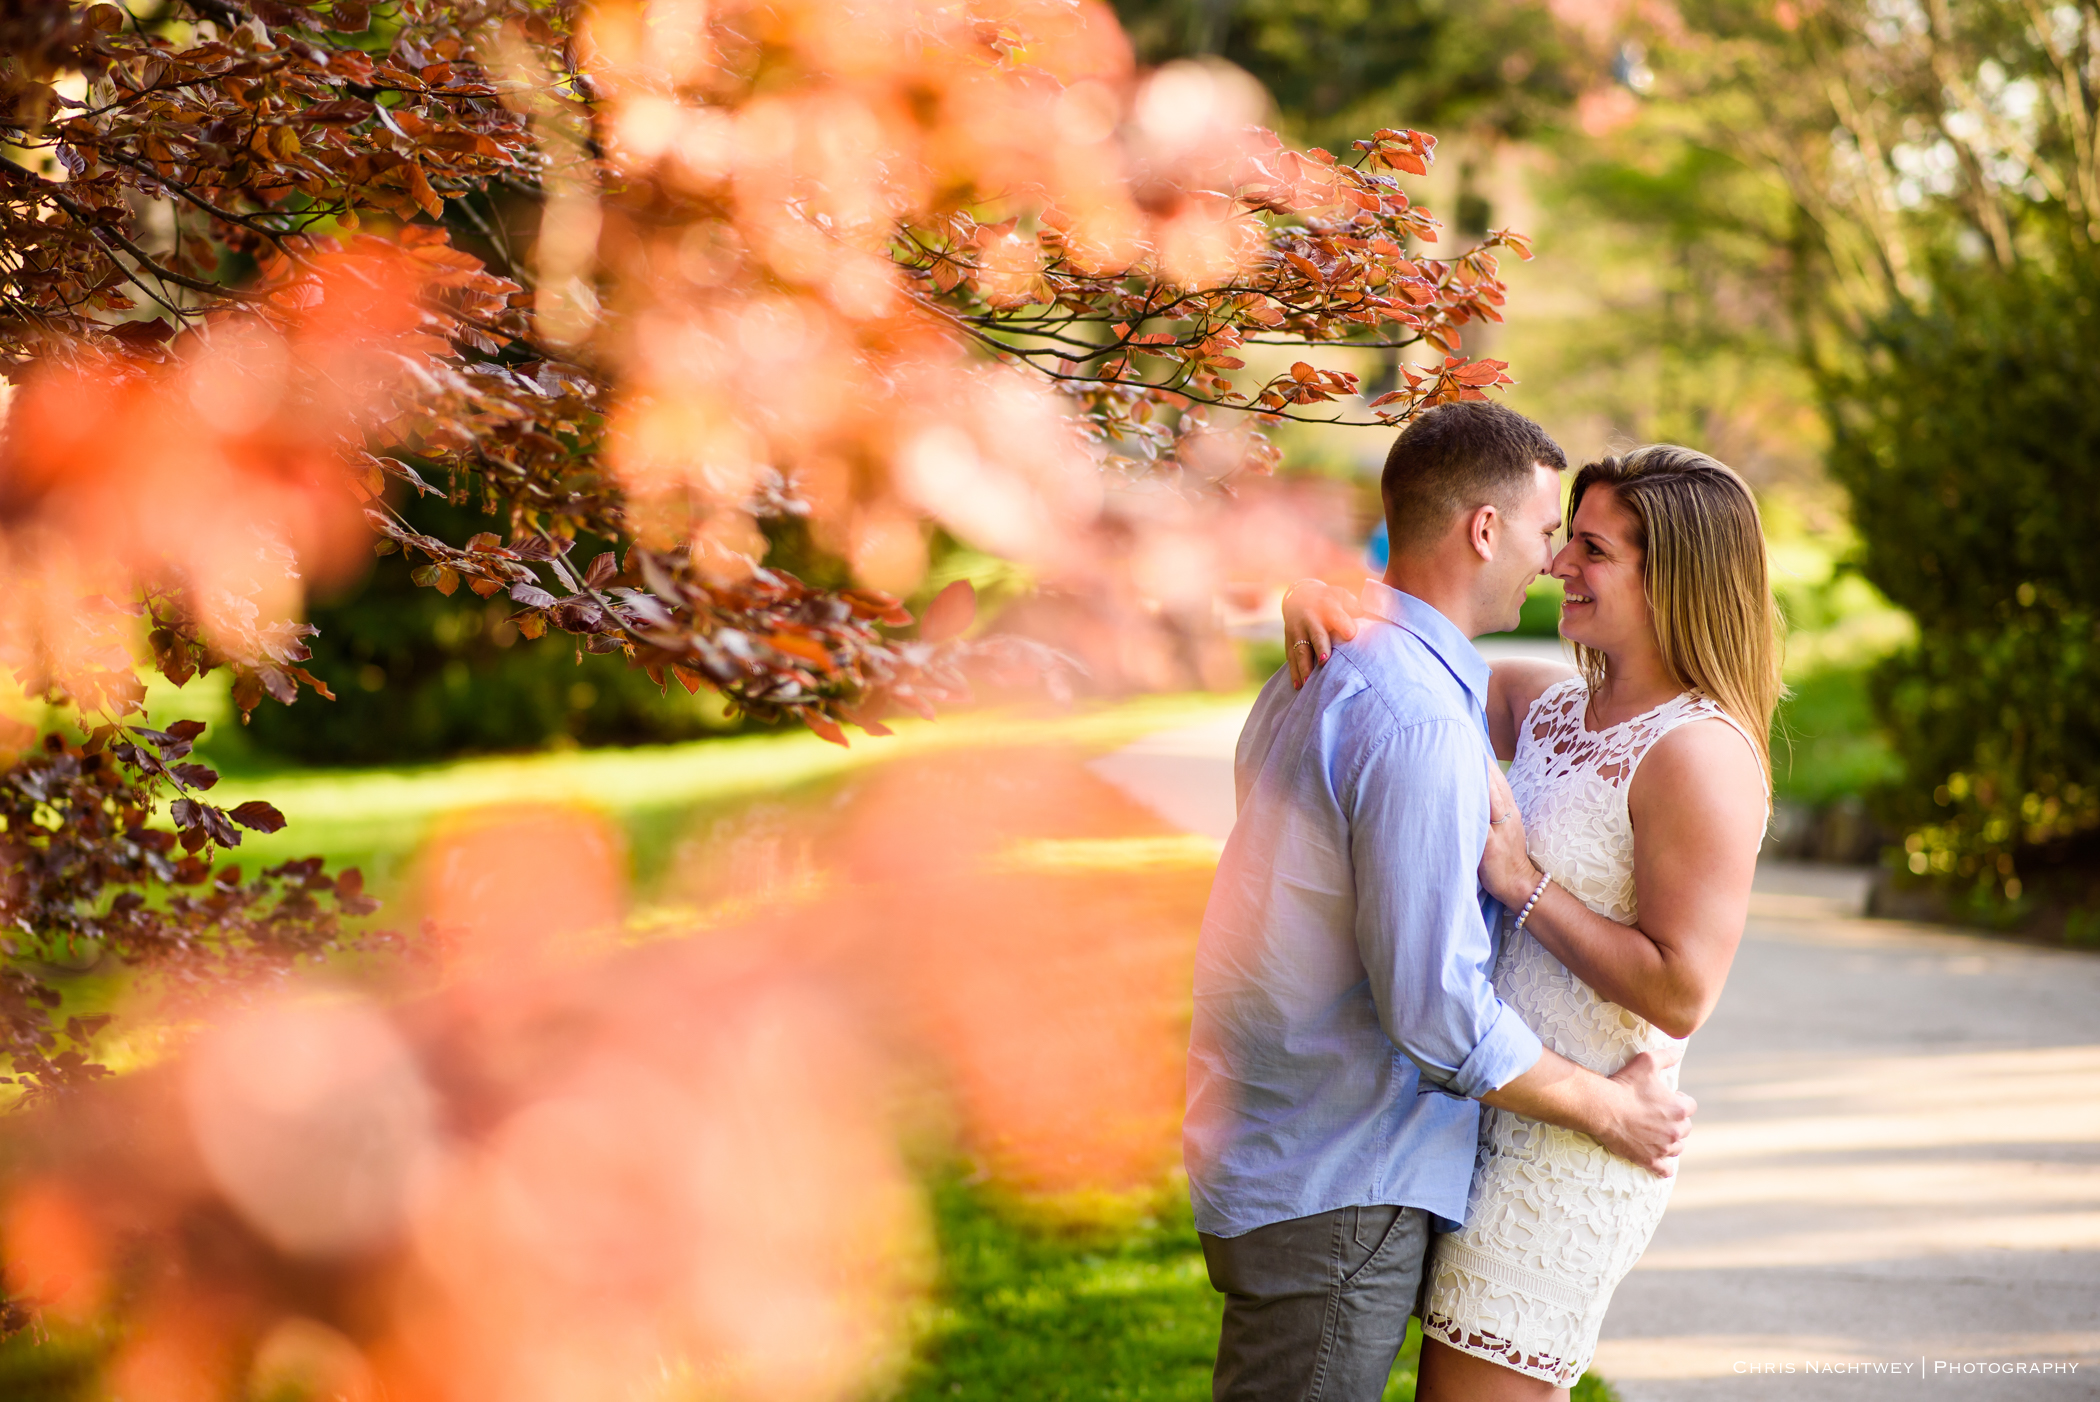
[1092, 701, 2100, 1400]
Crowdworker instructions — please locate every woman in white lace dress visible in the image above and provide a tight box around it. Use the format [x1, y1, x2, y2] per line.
[1281, 445, 1782, 1400]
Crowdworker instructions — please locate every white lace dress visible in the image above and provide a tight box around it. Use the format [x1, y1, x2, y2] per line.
[1421, 678, 1763, 1385]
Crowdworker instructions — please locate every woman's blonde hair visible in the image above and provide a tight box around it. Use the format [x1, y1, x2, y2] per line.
[1568, 446, 1786, 787]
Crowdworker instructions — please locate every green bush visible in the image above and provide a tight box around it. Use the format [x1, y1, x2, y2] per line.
[246, 496, 743, 766]
[1507, 578, 1565, 638]
[1824, 256, 2100, 900]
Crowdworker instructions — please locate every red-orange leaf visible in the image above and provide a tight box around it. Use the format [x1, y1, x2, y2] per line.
[804, 713, 849, 747]
[767, 633, 833, 668]
[921, 578, 977, 643]
[229, 800, 287, 834]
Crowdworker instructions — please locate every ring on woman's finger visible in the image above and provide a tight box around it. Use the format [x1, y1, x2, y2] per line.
[1489, 812, 1511, 825]
[1291, 641, 1314, 653]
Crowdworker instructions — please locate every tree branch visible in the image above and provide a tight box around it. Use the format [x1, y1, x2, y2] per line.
[46, 187, 252, 301]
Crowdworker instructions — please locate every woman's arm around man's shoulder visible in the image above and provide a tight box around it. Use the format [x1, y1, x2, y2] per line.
[1485, 659, 1576, 762]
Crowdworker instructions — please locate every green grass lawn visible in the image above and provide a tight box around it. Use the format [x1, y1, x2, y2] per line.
[199, 691, 1261, 899]
[898, 1179, 1227, 1402]
[1769, 662, 1901, 808]
[31, 690, 1264, 1081]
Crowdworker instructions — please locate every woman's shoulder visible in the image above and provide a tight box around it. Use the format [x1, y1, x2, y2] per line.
[1652, 695, 1765, 771]
[1629, 709, 1770, 833]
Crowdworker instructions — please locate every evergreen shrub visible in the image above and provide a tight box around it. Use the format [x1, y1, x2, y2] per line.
[1825, 258, 2100, 904]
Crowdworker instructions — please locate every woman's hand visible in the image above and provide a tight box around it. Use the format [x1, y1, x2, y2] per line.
[1281, 578, 1364, 688]
[1482, 761, 1544, 908]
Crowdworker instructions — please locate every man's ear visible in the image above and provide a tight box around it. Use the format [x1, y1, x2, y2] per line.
[1467, 503, 1498, 563]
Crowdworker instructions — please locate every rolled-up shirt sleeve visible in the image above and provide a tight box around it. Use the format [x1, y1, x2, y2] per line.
[1349, 719, 1544, 1099]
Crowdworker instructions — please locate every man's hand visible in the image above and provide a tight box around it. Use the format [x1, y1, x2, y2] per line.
[1599, 1051, 1696, 1177]
[1482, 1047, 1696, 1179]
[1480, 761, 1540, 907]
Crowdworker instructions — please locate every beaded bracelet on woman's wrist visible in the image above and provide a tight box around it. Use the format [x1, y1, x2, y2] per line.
[1513, 869, 1551, 931]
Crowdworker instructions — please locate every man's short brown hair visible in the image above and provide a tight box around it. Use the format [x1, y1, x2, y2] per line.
[1380, 401, 1567, 554]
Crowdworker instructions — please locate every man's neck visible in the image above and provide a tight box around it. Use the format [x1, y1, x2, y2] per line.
[1382, 561, 1484, 639]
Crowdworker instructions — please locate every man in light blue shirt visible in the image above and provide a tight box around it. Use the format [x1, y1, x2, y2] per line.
[1185, 402, 1694, 1401]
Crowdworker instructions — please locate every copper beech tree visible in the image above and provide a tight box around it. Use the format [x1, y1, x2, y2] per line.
[0, 0, 1530, 1098]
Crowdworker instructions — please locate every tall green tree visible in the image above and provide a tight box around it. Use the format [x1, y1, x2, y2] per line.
[1631, 0, 2100, 899]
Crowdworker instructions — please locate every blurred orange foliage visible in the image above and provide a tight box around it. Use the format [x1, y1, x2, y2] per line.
[0, 0, 1540, 1385]
[3, 732, 1214, 1398]
[3, 0, 1521, 733]
[0, 242, 508, 710]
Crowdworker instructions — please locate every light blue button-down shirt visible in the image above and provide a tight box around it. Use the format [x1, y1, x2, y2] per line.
[1184, 583, 1547, 1237]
